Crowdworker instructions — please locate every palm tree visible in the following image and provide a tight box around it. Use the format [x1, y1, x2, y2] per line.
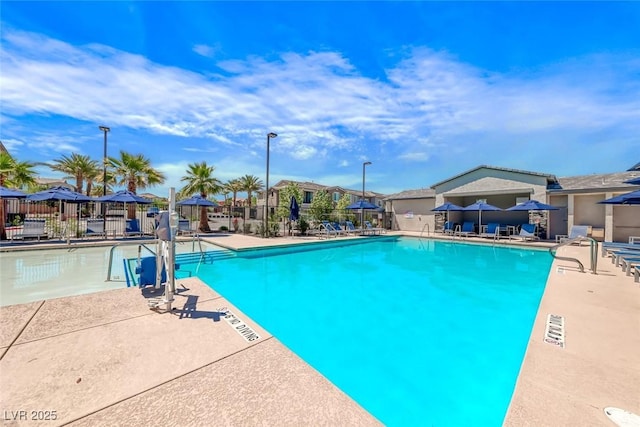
[224, 178, 243, 210]
[0, 152, 36, 240]
[109, 151, 166, 219]
[180, 162, 222, 232]
[239, 174, 263, 212]
[49, 153, 99, 194]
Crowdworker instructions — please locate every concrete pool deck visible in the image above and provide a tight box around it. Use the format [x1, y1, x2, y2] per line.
[0, 233, 638, 426]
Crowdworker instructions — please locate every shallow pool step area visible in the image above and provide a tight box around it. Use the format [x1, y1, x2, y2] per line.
[124, 250, 236, 287]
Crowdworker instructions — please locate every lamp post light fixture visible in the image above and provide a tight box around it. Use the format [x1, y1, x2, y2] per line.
[362, 161, 372, 228]
[265, 132, 277, 238]
[99, 126, 110, 229]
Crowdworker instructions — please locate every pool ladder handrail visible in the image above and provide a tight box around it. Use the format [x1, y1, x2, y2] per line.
[420, 223, 430, 239]
[106, 241, 157, 282]
[549, 236, 598, 274]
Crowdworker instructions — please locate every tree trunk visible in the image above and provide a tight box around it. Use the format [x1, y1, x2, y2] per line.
[199, 205, 211, 232]
[0, 199, 7, 241]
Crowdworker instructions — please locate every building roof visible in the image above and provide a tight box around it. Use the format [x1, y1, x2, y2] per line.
[383, 188, 435, 201]
[552, 171, 640, 192]
[430, 165, 558, 188]
[271, 179, 385, 198]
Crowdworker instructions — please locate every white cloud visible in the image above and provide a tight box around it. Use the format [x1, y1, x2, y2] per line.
[192, 44, 219, 58]
[1, 28, 639, 190]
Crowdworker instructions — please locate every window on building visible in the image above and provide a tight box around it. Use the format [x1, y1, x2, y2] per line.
[333, 192, 340, 202]
[304, 191, 313, 204]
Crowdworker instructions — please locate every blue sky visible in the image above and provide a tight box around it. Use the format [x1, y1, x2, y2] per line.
[1, 2, 639, 197]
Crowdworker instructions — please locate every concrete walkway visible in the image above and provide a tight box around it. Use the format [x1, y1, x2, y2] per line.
[1, 233, 638, 426]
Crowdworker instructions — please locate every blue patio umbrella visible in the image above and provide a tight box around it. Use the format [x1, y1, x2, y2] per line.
[345, 200, 380, 210]
[27, 186, 93, 203]
[0, 186, 27, 198]
[463, 202, 502, 227]
[431, 201, 464, 223]
[289, 196, 300, 221]
[623, 177, 640, 186]
[506, 200, 559, 211]
[598, 189, 640, 205]
[176, 194, 218, 207]
[95, 190, 152, 204]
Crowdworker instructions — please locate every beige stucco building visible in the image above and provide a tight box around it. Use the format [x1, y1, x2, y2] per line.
[385, 165, 640, 242]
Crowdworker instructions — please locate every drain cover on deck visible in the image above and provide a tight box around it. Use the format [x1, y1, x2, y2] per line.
[543, 314, 565, 348]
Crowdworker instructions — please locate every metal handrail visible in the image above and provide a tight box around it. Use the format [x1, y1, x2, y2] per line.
[106, 241, 156, 282]
[420, 223, 430, 238]
[549, 236, 598, 274]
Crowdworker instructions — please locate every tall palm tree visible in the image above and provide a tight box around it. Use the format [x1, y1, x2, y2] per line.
[239, 174, 263, 212]
[224, 178, 243, 209]
[0, 152, 36, 240]
[180, 162, 222, 232]
[109, 151, 166, 219]
[49, 153, 99, 194]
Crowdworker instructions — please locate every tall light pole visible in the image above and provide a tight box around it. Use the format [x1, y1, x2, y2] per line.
[99, 126, 110, 230]
[362, 161, 372, 227]
[265, 132, 277, 238]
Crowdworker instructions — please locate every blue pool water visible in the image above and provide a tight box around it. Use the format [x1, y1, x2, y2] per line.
[197, 237, 552, 426]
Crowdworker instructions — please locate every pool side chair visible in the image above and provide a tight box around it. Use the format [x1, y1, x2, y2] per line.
[318, 221, 339, 239]
[456, 221, 476, 238]
[84, 219, 107, 239]
[124, 218, 143, 238]
[619, 256, 640, 276]
[364, 221, 384, 235]
[556, 225, 590, 244]
[443, 221, 456, 236]
[332, 222, 349, 237]
[177, 219, 194, 236]
[511, 223, 538, 242]
[344, 220, 362, 235]
[634, 265, 640, 283]
[11, 219, 48, 241]
[480, 223, 501, 241]
[601, 241, 640, 257]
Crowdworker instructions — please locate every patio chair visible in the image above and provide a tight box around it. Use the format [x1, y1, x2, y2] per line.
[11, 219, 48, 241]
[364, 221, 384, 235]
[84, 219, 106, 239]
[442, 221, 456, 236]
[511, 223, 538, 242]
[556, 225, 590, 244]
[344, 220, 363, 235]
[124, 218, 143, 238]
[332, 222, 350, 236]
[634, 265, 639, 283]
[318, 221, 339, 239]
[479, 223, 501, 241]
[177, 219, 194, 236]
[455, 221, 476, 238]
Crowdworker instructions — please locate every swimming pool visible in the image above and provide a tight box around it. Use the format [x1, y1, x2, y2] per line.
[0, 240, 221, 307]
[197, 237, 552, 426]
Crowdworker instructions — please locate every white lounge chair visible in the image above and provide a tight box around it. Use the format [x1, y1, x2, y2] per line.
[511, 223, 538, 241]
[364, 221, 384, 235]
[556, 225, 590, 244]
[479, 223, 501, 241]
[177, 219, 194, 236]
[11, 219, 47, 241]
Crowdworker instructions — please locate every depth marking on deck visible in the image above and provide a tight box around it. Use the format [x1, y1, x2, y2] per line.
[221, 310, 261, 342]
[544, 314, 565, 348]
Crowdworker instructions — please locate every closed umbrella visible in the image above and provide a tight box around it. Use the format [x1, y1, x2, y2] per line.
[289, 196, 300, 221]
[463, 202, 502, 229]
